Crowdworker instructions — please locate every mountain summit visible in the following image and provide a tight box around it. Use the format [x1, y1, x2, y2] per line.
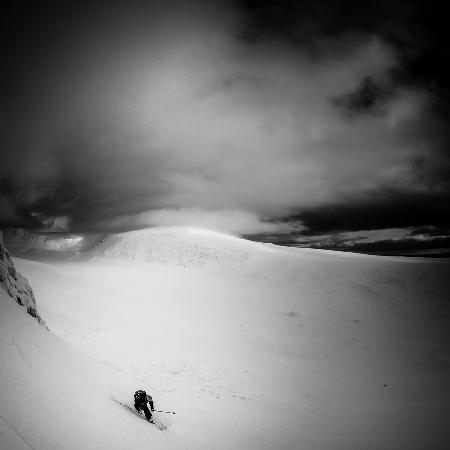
[87, 226, 276, 266]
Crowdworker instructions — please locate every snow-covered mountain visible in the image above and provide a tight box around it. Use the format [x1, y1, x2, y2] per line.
[1, 227, 450, 449]
[0, 230, 46, 327]
[86, 226, 277, 266]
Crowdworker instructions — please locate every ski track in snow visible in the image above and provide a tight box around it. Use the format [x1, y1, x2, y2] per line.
[11, 339, 32, 370]
[0, 413, 36, 450]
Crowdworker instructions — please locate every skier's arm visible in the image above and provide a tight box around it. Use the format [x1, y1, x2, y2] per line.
[147, 395, 154, 411]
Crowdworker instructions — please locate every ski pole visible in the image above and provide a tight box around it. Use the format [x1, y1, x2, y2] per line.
[154, 410, 176, 414]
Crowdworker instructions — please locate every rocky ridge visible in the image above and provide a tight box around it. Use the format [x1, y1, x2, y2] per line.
[0, 230, 47, 328]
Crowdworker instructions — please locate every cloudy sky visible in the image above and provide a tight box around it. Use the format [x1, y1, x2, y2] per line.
[1, 0, 449, 253]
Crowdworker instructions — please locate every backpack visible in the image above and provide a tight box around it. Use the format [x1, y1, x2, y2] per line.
[134, 390, 147, 403]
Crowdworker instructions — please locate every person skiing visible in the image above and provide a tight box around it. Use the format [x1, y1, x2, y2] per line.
[134, 390, 155, 422]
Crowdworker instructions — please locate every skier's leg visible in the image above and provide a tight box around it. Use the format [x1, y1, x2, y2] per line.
[134, 402, 141, 413]
[143, 404, 153, 421]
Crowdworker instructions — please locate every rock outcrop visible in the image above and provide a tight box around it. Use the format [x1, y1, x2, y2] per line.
[0, 230, 47, 328]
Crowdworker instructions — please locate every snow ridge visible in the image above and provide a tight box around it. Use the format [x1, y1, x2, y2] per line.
[87, 227, 275, 266]
[0, 230, 46, 327]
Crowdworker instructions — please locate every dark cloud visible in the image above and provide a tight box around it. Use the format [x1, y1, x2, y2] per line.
[0, 0, 449, 246]
[297, 191, 450, 234]
[239, 1, 450, 112]
[238, 1, 409, 55]
[333, 77, 393, 117]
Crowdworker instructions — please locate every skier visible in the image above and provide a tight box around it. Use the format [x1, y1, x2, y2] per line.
[134, 390, 155, 422]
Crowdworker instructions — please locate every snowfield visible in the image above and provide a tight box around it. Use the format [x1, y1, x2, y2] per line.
[1, 227, 449, 449]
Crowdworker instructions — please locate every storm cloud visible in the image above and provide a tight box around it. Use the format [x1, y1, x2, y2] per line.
[1, 0, 449, 238]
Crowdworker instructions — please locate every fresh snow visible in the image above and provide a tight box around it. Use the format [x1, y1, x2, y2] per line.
[1, 226, 449, 449]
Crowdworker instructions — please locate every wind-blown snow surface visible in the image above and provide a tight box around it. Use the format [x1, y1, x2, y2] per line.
[3, 227, 450, 449]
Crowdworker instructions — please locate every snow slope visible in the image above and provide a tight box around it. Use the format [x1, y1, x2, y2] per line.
[4, 227, 450, 449]
[0, 288, 185, 450]
[85, 226, 277, 266]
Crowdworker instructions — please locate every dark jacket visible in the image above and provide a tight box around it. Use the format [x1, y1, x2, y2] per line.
[134, 391, 154, 411]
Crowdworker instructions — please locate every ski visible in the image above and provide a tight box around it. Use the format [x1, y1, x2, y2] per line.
[111, 398, 167, 430]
